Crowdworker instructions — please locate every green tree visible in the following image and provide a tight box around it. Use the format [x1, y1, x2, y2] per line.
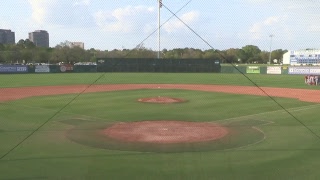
[203, 49, 220, 60]
[51, 41, 88, 64]
[242, 45, 262, 63]
[34, 48, 51, 64]
[0, 52, 4, 63]
[236, 49, 247, 63]
[16, 39, 26, 49]
[162, 48, 168, 59]
[259, 51, 269, 63]
[20, 49, 33, 63]
[223, 48, 245, 63]
[16, 39, 36, 49]
[180, 48, 203, 59]
[2, 51, 12, 63]
[0, 43, 5, 51]
[163, 49, 175, 59]
[126, 49, 155, 58]
[271, 49, 288, 63]
[25, 39, 36, 49]
[106, 49, 124, 58]
[166, 48, 184, 59]
[0, 44, 5, 63]
[124, 43, 156, 58]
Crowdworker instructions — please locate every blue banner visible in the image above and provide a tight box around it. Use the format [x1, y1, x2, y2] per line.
[288, 67, 320, 75]
[0, 65, 28, 73]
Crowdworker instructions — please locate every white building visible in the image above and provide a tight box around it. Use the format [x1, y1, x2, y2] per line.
[283, 49, 320, 65]
[70, 42, 84, 49]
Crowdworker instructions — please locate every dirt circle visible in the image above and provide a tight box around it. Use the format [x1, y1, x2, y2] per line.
[103, 121, 229, 144]
[138, 96, 186, 104]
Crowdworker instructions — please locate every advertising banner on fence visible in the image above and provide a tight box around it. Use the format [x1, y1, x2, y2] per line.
[267, 66, 282, 74]
[35, 65, 50, 73]
[246, 66, 260, 74]
[60, 64, 74, 72]
[288, 67, 320, 75]
[0, 65, 28, 73]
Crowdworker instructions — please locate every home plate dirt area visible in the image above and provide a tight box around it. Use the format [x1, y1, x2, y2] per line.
[103, 121, 228, 144]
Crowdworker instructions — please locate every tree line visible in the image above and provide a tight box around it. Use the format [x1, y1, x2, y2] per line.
[0, 39, 287, 64]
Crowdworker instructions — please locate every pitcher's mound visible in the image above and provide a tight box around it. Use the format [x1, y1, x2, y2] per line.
[103, 121, 229, 144]
[138, 97, 186, 104]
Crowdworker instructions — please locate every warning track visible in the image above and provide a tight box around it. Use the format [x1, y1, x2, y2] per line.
[0, 84, 320, 103]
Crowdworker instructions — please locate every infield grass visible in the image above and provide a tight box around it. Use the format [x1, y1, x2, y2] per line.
[0, 73, 320, 179]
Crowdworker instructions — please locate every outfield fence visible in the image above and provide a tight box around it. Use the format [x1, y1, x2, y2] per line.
[0, 65, 29, 73]
[220, 65, 320, 75]
[1, 62, 320, 75]
[96, 58, 221, 73]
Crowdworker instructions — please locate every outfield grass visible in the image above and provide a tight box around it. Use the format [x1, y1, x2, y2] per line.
[0, 74, 320, 179]
[0, 73, 315, 89]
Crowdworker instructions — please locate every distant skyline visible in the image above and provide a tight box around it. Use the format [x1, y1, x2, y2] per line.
[1, 0, 320, 51]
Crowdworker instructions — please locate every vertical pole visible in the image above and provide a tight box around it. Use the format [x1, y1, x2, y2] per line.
[269, 34, 274, 64]
[158, 0, 161, 59]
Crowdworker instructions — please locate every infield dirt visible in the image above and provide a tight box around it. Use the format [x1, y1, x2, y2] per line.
[103, 121, 228, 144]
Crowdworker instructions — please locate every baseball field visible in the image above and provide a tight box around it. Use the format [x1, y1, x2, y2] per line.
[0, 73, 320, 179]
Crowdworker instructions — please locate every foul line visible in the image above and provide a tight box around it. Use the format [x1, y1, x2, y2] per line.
[213, 103, 320, 123]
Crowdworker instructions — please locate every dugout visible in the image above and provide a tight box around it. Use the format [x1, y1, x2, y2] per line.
[96, 58, 221, 73]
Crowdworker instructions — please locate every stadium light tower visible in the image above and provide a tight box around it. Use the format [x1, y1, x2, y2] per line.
[269, 34, 274, 64]
[158, 0, 162, 59]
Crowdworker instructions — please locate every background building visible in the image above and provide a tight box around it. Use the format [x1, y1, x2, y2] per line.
[283, 49, 320, 65]
[28, 30, 49, 48]
[70, 42, 84, 49]
[0, 29, 15, 44]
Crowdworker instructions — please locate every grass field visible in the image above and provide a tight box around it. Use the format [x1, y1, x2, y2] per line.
[0, 73, 315, 89]
[0, 73, 320, 179]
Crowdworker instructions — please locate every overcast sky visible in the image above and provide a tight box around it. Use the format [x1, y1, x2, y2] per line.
[1, 0, 320, 51]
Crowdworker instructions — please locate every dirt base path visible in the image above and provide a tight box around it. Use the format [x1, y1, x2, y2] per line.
[0, 84, 320, 103]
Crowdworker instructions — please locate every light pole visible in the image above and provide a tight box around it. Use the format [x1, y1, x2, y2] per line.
[157, 0, 162, 59]
[268, 34, 274, 64]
